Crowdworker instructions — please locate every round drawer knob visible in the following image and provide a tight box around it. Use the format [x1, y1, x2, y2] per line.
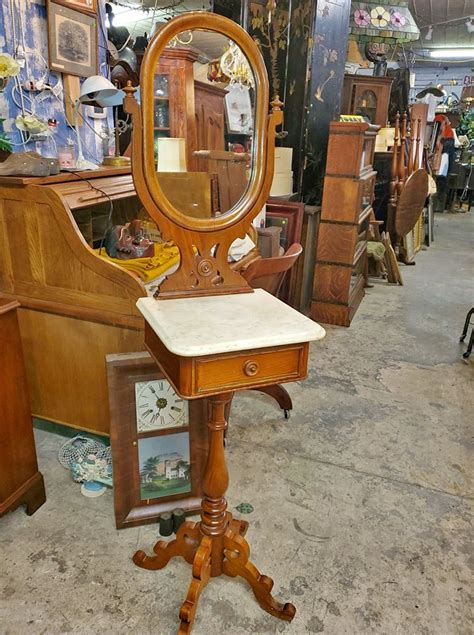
[243, 360, 259, 377]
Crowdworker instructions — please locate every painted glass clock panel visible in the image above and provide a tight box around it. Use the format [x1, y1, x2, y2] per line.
[135, 379, 189, 432]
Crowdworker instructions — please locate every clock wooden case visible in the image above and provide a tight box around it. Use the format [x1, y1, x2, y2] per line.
[106, 352, 208, 529]
[342, 74, 393, 128]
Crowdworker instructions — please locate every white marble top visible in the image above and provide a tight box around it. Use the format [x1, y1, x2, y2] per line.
[137, 289, 325, 357]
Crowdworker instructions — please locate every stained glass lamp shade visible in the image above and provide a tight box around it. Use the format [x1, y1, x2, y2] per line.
[349, 1, 420, 44]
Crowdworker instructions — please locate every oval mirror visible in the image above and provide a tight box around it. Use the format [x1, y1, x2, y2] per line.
[125, 12, 280, 297]
[150, 28, 256, 221]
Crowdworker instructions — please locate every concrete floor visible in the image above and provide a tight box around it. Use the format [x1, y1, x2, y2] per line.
[1, 213, 473, 635]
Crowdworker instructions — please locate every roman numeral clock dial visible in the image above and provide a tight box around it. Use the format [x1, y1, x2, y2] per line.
[135, 379, 189, 432]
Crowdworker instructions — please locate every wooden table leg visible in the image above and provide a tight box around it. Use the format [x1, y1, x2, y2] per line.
[133, 391, 296, 633]
[133, 520, 201, 569]
[223, 529, 296, 621]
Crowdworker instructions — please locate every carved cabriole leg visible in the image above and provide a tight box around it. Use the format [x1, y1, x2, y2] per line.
[223, 529, 296, 621]
[133, 519, 201, 570]
[178, 536, 212, 634]
[252, 384, 293, 414]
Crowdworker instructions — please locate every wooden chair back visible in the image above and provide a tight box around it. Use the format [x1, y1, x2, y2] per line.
[241, 243, 303, 297]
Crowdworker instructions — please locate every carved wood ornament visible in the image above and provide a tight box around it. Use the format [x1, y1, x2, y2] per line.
[124, 12, 283, 299]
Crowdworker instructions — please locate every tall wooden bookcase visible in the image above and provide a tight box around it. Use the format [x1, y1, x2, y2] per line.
[310, 121, 379, 327]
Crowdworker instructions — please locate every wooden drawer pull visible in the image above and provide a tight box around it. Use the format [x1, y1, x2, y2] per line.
[243, 360, 259, 376]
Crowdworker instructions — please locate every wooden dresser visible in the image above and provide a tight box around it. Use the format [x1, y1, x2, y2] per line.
[311, 121, 379, 327]
[0, 299, 46, 517]
[194, 81, 227, 160]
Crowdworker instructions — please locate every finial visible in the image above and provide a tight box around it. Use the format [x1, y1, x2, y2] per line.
[123, 80, 136, 96]
[271, 95, 283, 111]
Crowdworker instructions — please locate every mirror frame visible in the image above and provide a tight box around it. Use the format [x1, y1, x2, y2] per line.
[124, 12, 283, 299]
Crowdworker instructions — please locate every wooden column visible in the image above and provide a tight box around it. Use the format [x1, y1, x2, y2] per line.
[200, 393, 231, 576]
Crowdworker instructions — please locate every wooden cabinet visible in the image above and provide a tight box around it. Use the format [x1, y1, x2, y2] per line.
[154, 50, 228, 173]
[154, 48, 199, 170]
[342, 74, 393, 127]
[194, 81, 226, 156]
[311, 121, 379, 327]
[0, 299, 46, 517]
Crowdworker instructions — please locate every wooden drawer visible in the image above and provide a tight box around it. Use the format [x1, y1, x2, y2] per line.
[317, 221, 357, 266]
[194, 345, 306, 395]
[144, 324, 309, 398]
[313, 262, 352, 304]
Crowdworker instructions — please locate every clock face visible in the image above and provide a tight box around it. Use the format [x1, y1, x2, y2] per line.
[135, 379, 188, 432]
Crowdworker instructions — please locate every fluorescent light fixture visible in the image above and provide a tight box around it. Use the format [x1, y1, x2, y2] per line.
[429, 48, 474, 59]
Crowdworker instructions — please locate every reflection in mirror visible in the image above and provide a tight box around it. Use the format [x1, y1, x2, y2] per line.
[152, 29, 256, 219]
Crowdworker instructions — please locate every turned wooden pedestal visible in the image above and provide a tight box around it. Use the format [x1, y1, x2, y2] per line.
[135, 291, 325, 633]
[134, 393, 295, 633]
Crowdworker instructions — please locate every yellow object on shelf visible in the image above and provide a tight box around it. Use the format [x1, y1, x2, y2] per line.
[339, 114, 365, 122]
[96, 241, 180, 283]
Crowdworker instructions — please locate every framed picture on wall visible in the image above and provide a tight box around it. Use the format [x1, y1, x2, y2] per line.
[106, 352, 209, 529]
[53, 0, 97, 14]
[47, 2, 98, 77]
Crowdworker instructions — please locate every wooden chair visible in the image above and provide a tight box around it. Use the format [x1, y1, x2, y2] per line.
[240, 243, 303, 418]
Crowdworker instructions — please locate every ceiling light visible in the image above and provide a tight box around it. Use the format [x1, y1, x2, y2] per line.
[108, 4, 149, 28]
[429, 48, 474, 59]
[425, 25, 433, 40]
